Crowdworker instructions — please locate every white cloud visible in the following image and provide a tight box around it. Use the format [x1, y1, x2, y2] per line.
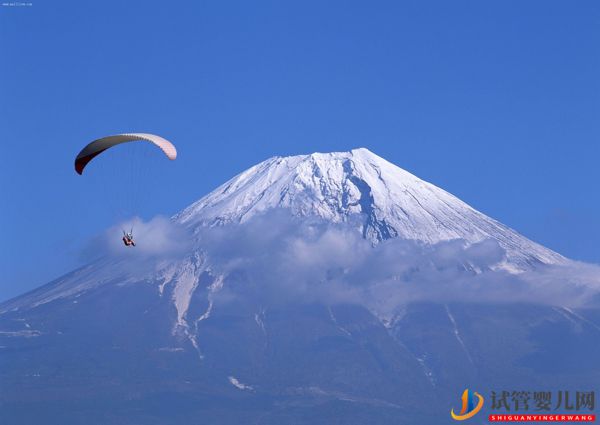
[82, 215, 191, 261]
[194, 211, 600, 316]
[81, 210, 600, 316]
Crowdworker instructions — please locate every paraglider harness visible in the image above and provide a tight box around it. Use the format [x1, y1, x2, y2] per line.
[122, 230, 136, 247]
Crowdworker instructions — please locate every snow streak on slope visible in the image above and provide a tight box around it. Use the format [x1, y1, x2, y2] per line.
[176, 148, 565, 269]
[445, 304, 473, 365]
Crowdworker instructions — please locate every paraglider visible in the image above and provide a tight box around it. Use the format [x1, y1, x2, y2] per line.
[75, 133, 177, 247]
[122, 231, 136, 247]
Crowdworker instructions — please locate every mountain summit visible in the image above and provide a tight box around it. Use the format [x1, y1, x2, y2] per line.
[176, 148, 564, 269]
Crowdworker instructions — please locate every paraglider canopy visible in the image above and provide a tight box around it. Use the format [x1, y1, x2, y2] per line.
[74, 133, 177, 175]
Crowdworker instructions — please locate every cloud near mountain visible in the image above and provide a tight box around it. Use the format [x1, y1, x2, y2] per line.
[90, 211, 600, 321]
[82, 215, 192, 260]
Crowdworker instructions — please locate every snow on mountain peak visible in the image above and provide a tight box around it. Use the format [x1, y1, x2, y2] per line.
[176, 148, 431, 232]
[175, 148, 565, 269]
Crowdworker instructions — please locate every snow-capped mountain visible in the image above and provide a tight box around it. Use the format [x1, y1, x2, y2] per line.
[176, 148, 564, 269]
[3, 148, 595, 425]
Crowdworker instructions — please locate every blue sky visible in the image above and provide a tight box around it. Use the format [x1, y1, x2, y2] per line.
[0, 0, 598, 301]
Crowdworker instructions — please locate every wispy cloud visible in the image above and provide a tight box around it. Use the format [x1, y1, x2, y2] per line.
[81, 215, 191, 261]
[80, 210, 600, 318]
[193, 211, 600, 317]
